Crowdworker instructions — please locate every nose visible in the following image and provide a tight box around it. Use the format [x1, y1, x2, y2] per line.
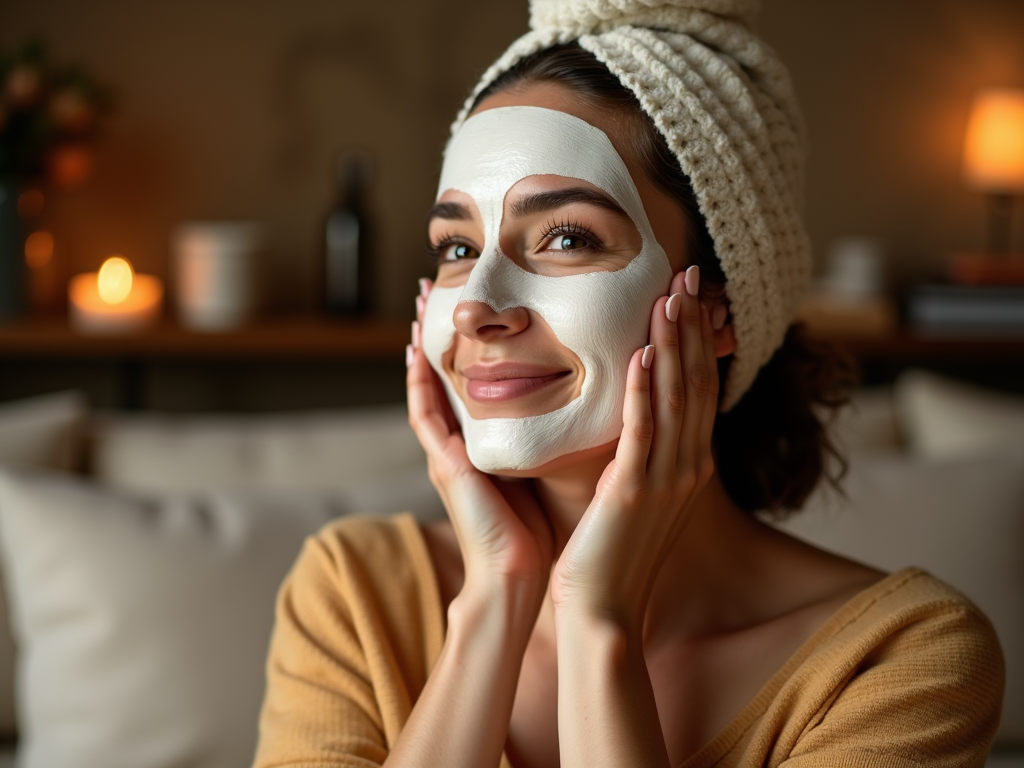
[453, 300, 529, 340]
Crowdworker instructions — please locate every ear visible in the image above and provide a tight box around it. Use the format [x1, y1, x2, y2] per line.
[710, 301, 737, 358]
[714, 322, 737, 358]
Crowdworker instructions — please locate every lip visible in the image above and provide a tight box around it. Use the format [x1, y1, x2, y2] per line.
[461, 362, 571, 403]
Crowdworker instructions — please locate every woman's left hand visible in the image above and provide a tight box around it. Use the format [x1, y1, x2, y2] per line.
[550, 265, 719, 627]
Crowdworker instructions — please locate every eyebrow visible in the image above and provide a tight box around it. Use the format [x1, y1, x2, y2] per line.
[510, 187, 628, 220]
[426, 187, 629, 226]
[427, 201, 473, 223]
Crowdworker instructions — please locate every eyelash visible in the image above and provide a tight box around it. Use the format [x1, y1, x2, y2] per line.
[425, 218, 605, 264]
[425, 233, 471, 265]
[539, 218, 604, 253]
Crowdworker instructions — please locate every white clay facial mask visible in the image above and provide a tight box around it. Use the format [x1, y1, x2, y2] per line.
[423, 106, 674, 471]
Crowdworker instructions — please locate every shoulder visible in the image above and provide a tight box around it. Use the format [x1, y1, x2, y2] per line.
[838, 567, 1003, 654]
[785, 568, 1005, 764]
[289, 513, 439, 613]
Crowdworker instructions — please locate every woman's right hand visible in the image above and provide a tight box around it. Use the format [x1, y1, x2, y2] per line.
[406, 279, 554, 599]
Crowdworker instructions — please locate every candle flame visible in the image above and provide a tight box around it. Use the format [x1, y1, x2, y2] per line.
[97, 256, 134, 304]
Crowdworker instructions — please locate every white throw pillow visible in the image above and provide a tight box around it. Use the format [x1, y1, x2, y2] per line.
[0, 469, 373, 768]
[895, 370, 1024, 460]
[92, 404, 430, 494]
[778, 442, 1024, 743]
[0, 391, 86, 472]
[0, 390, 88, 736]
[828, 386, 902, 455]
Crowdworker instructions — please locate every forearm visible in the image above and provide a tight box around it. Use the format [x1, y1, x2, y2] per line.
[384, 581, 541, 768]
[555, 609, 671, 768]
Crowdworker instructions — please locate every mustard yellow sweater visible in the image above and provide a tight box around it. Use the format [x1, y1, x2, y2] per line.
[253, 514, 1004, 768]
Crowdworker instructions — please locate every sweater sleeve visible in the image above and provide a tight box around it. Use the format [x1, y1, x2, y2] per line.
[781, 599, 1005, 768]
[252, 516, 442, 768]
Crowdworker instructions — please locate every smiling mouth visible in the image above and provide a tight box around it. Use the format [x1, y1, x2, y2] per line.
[462, 364, 572, 403]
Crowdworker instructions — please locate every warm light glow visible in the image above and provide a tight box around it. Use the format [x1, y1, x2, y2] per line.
[17, 189, 44, 218]
[963, 88, 1024, 192]
[24, 231, 54, 268]
[97, 256, 134, 304]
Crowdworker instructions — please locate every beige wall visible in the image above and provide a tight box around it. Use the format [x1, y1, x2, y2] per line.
[4, 0, 1023, 318]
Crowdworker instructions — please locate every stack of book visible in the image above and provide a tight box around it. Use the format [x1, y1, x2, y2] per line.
[908, 253, 1024, 336]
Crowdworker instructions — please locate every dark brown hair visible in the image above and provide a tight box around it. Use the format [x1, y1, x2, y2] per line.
[473, 43, 855, 515]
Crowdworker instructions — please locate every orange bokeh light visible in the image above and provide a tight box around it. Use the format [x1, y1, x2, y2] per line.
[963, 89, 1024, 192]
[24, 231, 54, 269]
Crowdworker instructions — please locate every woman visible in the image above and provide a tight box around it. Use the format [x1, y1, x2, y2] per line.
[254, 2, 1003, 766]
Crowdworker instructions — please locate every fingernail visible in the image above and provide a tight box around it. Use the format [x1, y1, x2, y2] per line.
[419, 278, 431, 297]
[685, 265, 700, 297]
[416, 295, 426, 317]
[406, 344, 414, 368]
[412, 320, 421, 348]
[665, 293, 682, 323]
[641, 345, 655, 370]
[712, 304, 728, 330]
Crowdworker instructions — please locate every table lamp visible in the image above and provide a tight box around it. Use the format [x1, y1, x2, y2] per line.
[962, 88, 1024, 255]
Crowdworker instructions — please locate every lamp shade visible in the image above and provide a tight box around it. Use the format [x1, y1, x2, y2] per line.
[963, 88, 1024, 193]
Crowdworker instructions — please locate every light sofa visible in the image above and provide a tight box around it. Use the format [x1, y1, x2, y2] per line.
[0, 374, 1020, 767]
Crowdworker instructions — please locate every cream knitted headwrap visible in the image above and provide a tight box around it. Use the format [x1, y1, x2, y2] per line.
[450, 0, 811, 410]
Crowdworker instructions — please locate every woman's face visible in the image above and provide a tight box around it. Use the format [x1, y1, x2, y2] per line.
[423, 82, 690, 473]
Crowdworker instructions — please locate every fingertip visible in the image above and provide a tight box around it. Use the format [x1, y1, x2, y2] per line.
[665, 294, 682, 324]
[405, 344, 414, 369]
[685, 265, 700, 297]
[641, 344, 655, 370]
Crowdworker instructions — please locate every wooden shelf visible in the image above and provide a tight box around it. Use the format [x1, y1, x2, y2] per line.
[805, 328, 1024, 361]
[1, 317, 1022, 363]
[0, 316, 411, 360]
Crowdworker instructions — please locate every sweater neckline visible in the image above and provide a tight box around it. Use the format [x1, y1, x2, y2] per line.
[404, 515, 922, 768]
[678, 566, 925, 767]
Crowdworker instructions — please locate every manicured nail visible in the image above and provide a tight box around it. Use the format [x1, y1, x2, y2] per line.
[406, 344, 414, 368]
[665, 293, 682, 323]
[712, 303, 728, 330]
[419, 278, 431, 297]
[412, 320, 421, 348]
[685, 265, 700, 297]
[415, 294, 426, 317]
[641, 345, 655, 370]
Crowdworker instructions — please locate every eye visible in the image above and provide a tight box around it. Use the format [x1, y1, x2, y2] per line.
[429, 236, 480, 264]
[539, 219, 602, 255]
[548, 234, 589, 251]
[443, 243, 479, 261]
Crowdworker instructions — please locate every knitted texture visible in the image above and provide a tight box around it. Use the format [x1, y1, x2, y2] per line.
[254, 517, 1004, 766]
[450, 0, 811, 409]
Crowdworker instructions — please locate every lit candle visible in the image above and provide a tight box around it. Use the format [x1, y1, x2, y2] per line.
[69, 256, 163, 335]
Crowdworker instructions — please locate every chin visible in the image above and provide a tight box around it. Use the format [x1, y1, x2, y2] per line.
[485, 439, 619, 479]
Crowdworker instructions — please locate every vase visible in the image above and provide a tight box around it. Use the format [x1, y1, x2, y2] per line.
[0, 176, 26, 322]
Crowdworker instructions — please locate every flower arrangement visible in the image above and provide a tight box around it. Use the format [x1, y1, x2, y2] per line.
[0, 38, 113, 187]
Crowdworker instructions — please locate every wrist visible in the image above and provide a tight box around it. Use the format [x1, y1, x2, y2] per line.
[552, 598, 647, 638]
[448, 577, 545, 646]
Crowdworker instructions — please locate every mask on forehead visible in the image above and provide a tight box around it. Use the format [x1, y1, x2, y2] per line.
[422, 106, 673, 472]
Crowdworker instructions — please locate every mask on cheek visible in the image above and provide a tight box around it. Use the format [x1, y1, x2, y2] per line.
[422, 106, 674, 472]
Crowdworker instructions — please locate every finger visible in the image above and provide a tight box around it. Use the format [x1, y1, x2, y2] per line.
[647, 288, 685, 478]
[614, 347, 654, 481]
[696, 300, 720, 464]
[679, 266, 712, 468]
[407, 343, 461, 459]
[416, 278, 432, 323]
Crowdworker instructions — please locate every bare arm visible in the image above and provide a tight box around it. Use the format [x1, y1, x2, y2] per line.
[552, 267, 718, 767]
[387, 281, 553, 767]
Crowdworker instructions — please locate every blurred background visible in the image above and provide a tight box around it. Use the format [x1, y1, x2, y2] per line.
[1, 4, 1024, 761]
[1, 0, 1023, 410]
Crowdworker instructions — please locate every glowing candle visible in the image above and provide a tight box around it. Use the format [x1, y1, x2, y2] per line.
[69, 256, 163, 335]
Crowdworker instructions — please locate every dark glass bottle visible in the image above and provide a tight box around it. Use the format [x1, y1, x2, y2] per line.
[323, 151, 372, 315]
